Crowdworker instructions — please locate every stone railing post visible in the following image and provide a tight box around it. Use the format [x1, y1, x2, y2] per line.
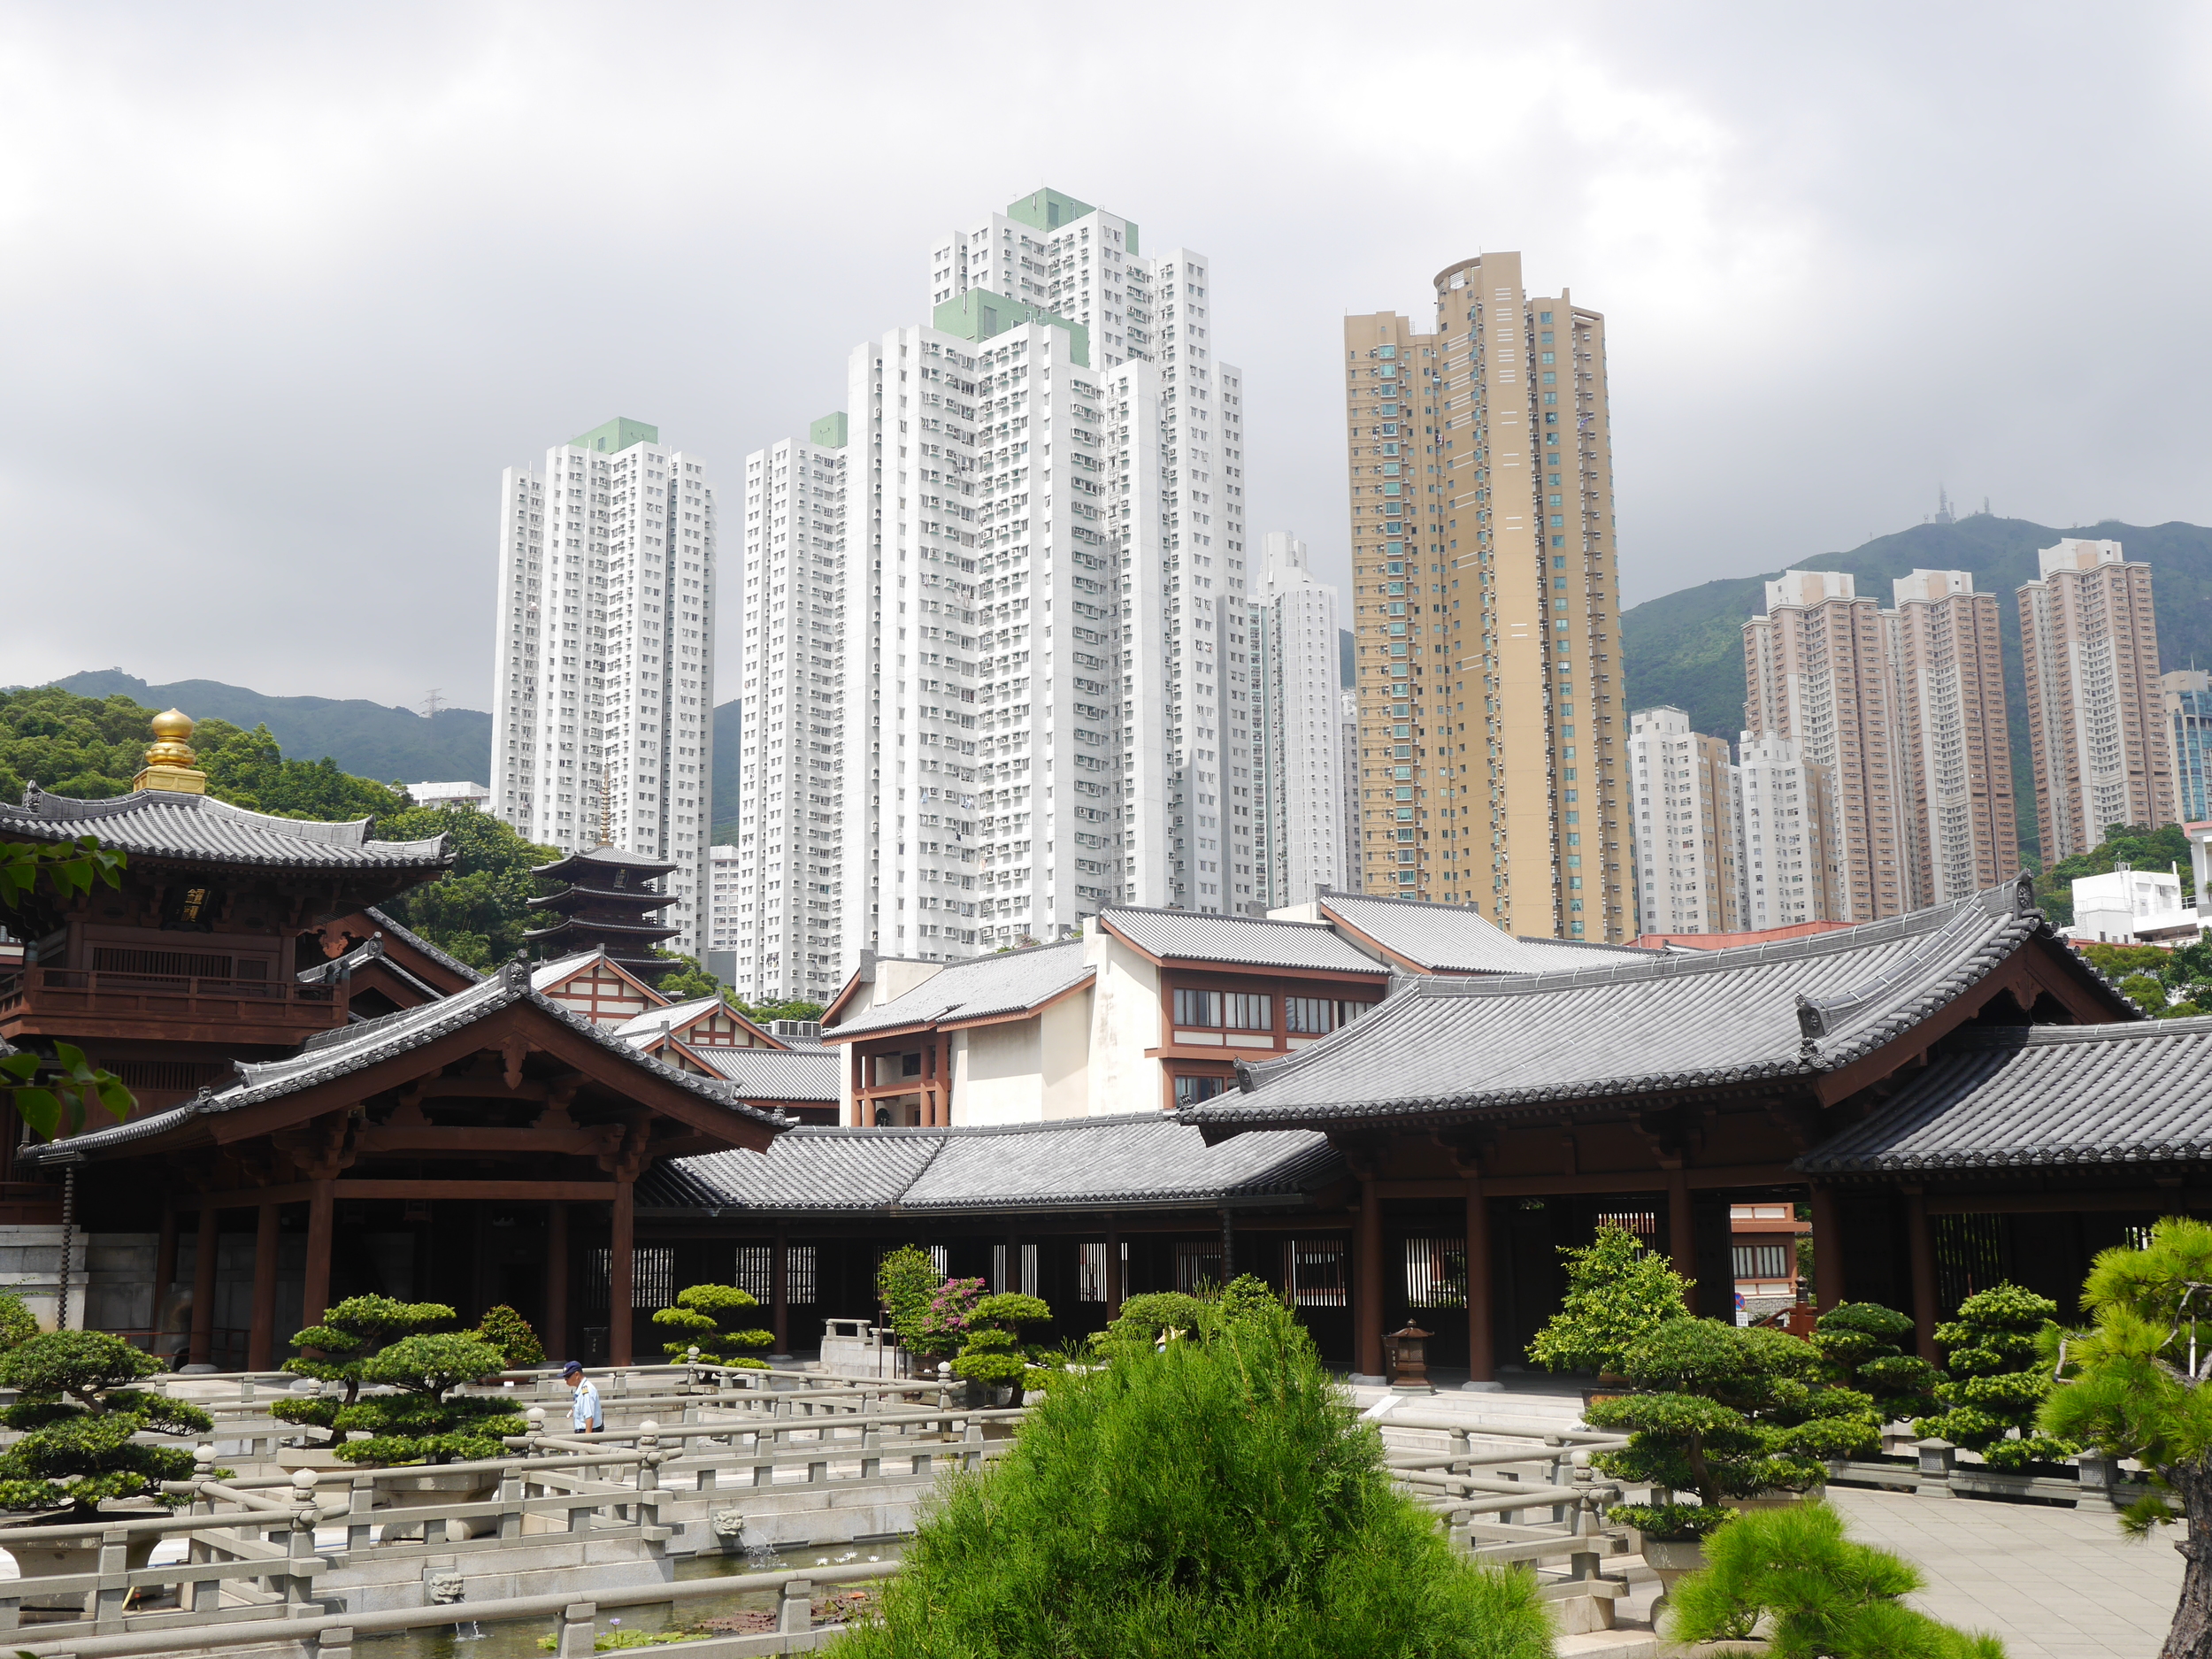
[780, 1576, 814, 1636]
[347, 1471, 375, 1551]
[559, 1600, 598, 1658]
[92, 1525, 131, 1630]
[314, 1624, 356, 1657]
[1915, 1438, 1956, 1498]
[288, 1469, 320, 1603]
[190, 1443, 221, 1611]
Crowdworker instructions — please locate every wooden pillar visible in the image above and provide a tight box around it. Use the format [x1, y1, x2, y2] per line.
[1355, 1177, 1385, 1380]
[188, 1205, 219, 1365]
[1104, 1220, 1122, 1316]
[1666, 1164, 1697, 1316]
[610, 1180, 634, 1366]
[849, 1049, 866, 1127]
[1464, 1175, 1494, 1384]
[1217, 1207, 1234, 1284]
[1808, 1184, 1845, 1312]
[247, 1203, 280, 1372]
[151, 1203, 179, 1356]
[771, 1220, 790, 1357]
[544, 1202, 569, 1362]
[1906, 1189, 1939, 1362]
[303, 1180, 334, 1329]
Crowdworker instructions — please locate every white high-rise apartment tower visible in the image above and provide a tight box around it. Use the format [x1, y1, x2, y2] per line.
[1739, 731, 1836, 929]
[491, 418, 717, 956]
[835, 189, 1253, 965]
[733, 416, 849, 1003]
[1249, 532, 1345, 907]
[1628, 707, 1743, 936]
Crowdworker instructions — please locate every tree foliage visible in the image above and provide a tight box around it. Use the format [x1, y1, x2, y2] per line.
[1812, 1301, 1945, 1427]
[953, 1294, 1054, 1386]
[653, 1283, 773, 1366]
[835, 1296, 1554, 1659]
[1527, 1224, 1692, 1377]
[876, 1246, 942, 1355]
[367, 804, 557, 969]
[473, 1304, 546, 1370]
[333, 1333, 525, 1465]
[2034, 821, 2195, 927]
[1916, 1284, 2074, 1470]
[0, 1332, 211, 1517]
[0, 836, 136, 1140]
[1666, 1501, 2007, 1657]
[274, 1295, 459, 1443]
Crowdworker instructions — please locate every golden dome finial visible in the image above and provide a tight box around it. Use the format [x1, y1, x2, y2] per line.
[134, 709, 207, 795]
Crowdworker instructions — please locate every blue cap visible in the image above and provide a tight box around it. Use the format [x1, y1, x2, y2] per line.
[562, 1360, 583, 1376]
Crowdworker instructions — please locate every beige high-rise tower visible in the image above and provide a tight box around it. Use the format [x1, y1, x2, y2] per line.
[1743, 572, 1905, 922]
[2017, 538, 2172, 861]
[1886, 570, 2019, 902]
[1342, 253, 1628, 941]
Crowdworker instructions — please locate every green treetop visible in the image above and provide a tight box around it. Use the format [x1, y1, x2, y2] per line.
[1527, 1224, 1692, 1377]
[654, 1283, 774, 1367]
[0, 1333, 213, 1517]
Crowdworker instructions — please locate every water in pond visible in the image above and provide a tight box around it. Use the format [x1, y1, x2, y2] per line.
[357, 1541, 906, 1659]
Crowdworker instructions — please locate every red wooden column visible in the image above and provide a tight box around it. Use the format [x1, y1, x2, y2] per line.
[247, 1203, 281, 1371]
[188, 1205, 219, 1365]
[1665, 1164, 1697, 1316]
[544, 1202, 569, 1361]
[1905, 1189, 1939, 1362]
[303, 1180, 334, 1328]
[1464, 1174, 1494, 1385]
[1104, 1221, 1123, 1317]
[151, 1203, 179, 1356]
[771, 1220, 790, 1357]
[1355, 1178, 1385, 1380]
[1808, 1184, 1846, 1312]
[849, 1049, 866, 1127]
[610, 1180, 635, 1365]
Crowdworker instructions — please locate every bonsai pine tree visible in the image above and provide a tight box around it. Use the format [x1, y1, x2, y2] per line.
[653, 1284, 774, 1366]
[1917, 1284, 2076, 1471]
[1587, 1319, 1832, 1540]
[1528, 1224, 1692, 1378]
[1813, 1302, 1945, 1428]
[1669, 1502, 2006, 1656]
[0, 1292, 38, 1354]
[473, 1304, 546, 1370]
[273, 1295, 469, 1448]
[1095, 1291, 1212, 1354]
[332, 1333, 525, 1464]
[840, 1295, 1553, 1658]
[953, 1293, 1052, 1386]
[0, 1332, 211, 1517]
[2040, 1217, 2212, 1658]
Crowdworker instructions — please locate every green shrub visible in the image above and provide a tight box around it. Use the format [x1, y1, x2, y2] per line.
[329, 1333, 525, 1464]
[876, 1246, 941, 1353]
[833, 1298, 1553, 1659]
[1096, 1290, 1211, 1352]
[653, 1283, 773, 1367]
[1527, 1224, 1690, 1377]
[955, 1293, 1053, 1386]
[473, 1304, 545, 1370]
[1918, 1284, 2076, 1470]
[1667, 1501, 2005, 1656]
[0, 1332, 212, 1517]
[2118, 972, 2169, 1015]
[0, 1293, 38, 1354]
[1811, 1302, 1944, 1428]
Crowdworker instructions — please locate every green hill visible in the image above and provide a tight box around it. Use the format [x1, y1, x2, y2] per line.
[1619, 516, 2212, 862]
[49, 671, 493, 786]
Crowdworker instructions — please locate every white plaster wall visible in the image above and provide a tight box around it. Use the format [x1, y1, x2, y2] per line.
[955, 1019, 1045, 1125]
[1039, 995, 1090, 1120]
[1083, 919, 1165, 1116]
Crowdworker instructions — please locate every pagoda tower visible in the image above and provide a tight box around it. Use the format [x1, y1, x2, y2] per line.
[525, 845, 681, 982]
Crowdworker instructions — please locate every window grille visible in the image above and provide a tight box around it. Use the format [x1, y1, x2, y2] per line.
[1077, 1241, 1131, 1302]
[991, 1243, 1039, 1296]
[1403, 1238, 1467, 1309]
[1283, 1239, 1347, 1307]
[1594, 1210, 1659, 1245]
[1933, 1214, 2006, 1313]
[1175, 1241, 1223, 1292]
[734, 1245, 819, 1306]
[585, 1246, 677, 1312]
[1732, 1242, 1791, 1279]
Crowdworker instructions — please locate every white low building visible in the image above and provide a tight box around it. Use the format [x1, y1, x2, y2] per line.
[2069, 866, 2201, 945]
[406, 781, 490, 809]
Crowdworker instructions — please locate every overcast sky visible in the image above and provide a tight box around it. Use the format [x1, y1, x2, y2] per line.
[6, 2, 2208, 713]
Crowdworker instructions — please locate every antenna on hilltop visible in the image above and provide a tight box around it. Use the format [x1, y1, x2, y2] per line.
[420, 688, 443, 719]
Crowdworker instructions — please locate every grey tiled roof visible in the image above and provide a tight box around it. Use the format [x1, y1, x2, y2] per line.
[1316, 889, 1655, 974]
[639, 1114, 1342, 1216]
[1798, 1018, 2212, 1174]
[1099, 907, 1387, 974]
[828, 940, 1094, 1038]
[686, 1047, 841, 1102]
[20, 961, 786, 1164]
[364, 908, 486, 983]
[1187, 883, 2127, 1131]
[1, 788, 449, 872]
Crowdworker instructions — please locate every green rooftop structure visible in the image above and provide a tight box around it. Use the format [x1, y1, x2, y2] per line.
[571, 417, 660, 454]
[1005, 188, 1136, 253]
[810, 411, 849, 449]
[931, 288, 1089, 367]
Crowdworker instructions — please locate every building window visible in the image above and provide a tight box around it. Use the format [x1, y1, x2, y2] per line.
[1173, 987, 1221, 1027]
[1077, 1240, 1131, 1302]
[1732, 1242, 1792, 1280]
[1225, 993, 1271, 1031]
[1283, 1238, 1348, 1307]
[1286, 996, 1379, 1034]
[1404, 1238, 1468, 1309]
[1174, 1073, 1229, 1106]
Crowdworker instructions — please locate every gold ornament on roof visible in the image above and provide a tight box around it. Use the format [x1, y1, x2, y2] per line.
[134, 708, 208, 795]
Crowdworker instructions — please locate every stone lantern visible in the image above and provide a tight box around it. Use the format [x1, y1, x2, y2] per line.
[1387, 1322, 1434, 1393]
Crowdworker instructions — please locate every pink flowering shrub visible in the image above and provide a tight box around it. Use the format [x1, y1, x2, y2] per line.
[913, 1276, 985, 1358]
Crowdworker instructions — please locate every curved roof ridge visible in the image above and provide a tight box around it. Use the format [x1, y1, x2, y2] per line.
[363, 907, 487, 984]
